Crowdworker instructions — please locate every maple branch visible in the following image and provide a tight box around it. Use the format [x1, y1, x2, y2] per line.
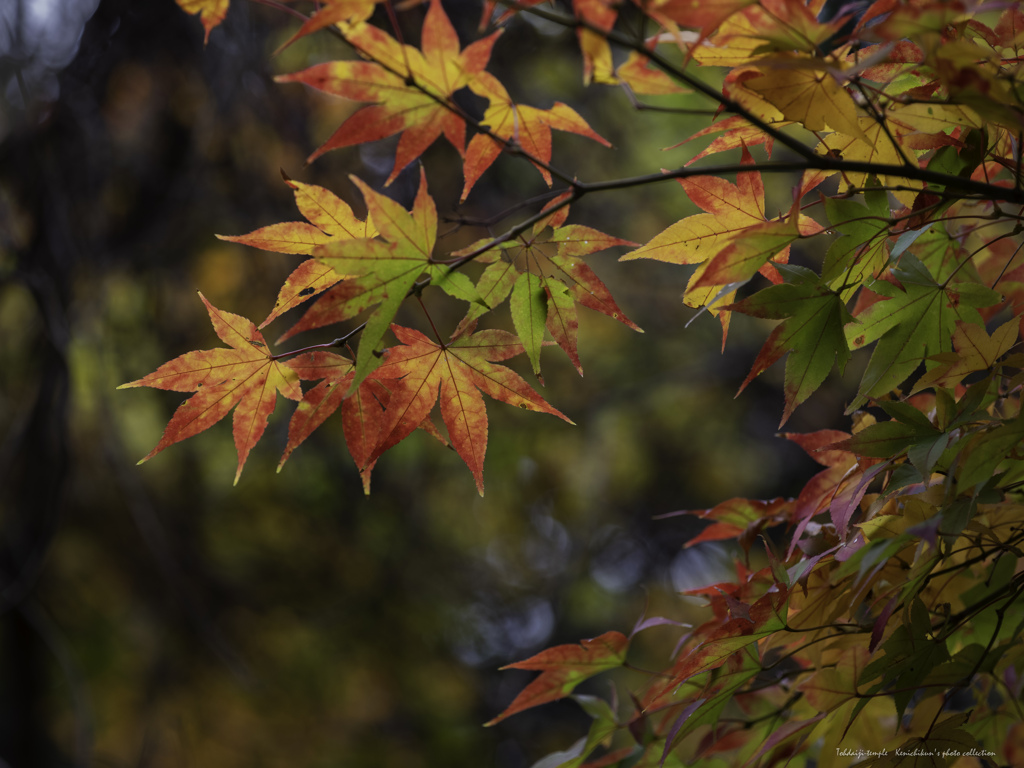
[444, 188, 568, 229]
[494, 0, 821, 164]
[443, 189, 580, 270]
[495, 0, 1024, 206]
[270, 324, 365, 361]
[618, 81, 719, 116]
[574, 158, 1024, 204]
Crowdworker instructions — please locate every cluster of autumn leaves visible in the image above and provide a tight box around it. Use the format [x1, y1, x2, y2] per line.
[132, 0, 1024, 764]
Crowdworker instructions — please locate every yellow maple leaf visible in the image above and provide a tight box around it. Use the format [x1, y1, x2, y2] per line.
[745, 59, 866, 141]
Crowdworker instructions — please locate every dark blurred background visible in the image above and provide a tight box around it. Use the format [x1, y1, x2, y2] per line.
[0, 0, 850, 765]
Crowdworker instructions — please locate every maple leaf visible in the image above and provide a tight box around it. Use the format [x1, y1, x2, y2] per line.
[274, 0, 378, 53]
[277, 350, 446, 494]
[217, 177, 378, 328]
[276, 0, 501, 184]
[821, 188, 891, 300]
[737, 0, 839, 53]
[683, 497, 791, 549]
[455, 224, 640, 375]
[691, 199, 821, 290]
[622, 149, 820, 341]
[620, 147, 767, 268]
[671, 587, 788, 682]
[613, 50, 689, 95]
[728, 265, 853, 425]
[845, 254, 1002, 411]
[573, 0, 620, 85]
[368, 324, 573, 494]
[485, 631, 629, 726]
[911, 318, 1018, 393]
[306, 169, 485, 387]
[118, 293, 302, 485]
[646, 0, 758, 37]
[462, 72, 610, 200]
[818, 118, 924, 207]
[743, 58, 866, 141]
[277, 350, 371, 490]
[679, 115, 788, 166]
[218, 178, 377, 256]
[176, 0, 228, 43]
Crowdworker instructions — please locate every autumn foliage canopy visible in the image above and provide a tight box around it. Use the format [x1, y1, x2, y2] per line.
[123, 0, 1024, 764]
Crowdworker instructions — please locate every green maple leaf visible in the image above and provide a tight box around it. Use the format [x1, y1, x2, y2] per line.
[822, 188, 891, 300]
[728, 266, 853, 425]
[454, 224, 639, 376]
[312, 169, 480, 387]
[845, 254, 1001, 411]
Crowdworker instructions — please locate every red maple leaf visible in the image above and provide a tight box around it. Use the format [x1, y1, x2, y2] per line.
[368, 324, 573, 494]
[279, 350, 448, 493]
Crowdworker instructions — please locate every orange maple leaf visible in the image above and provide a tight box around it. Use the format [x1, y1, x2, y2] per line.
[621, 147, 767, 267]
[621, 146, 770, 339]
[276, 0, 501, 184]
[118, 293, 302, 485]
[462, 72, 610, 200]
[646, 0, 758, 37]
[368, 324, 573, 494]
[274, 0, 378, 53]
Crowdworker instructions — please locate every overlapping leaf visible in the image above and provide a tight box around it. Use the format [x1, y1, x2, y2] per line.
[620, 147, 767, 268]
[912, 318, 1018, 393]
[118, 294, 302, 484]
[744, 58, 866, 140]
[302, 169, 464, 386]
[646, 588, 788, 709]
[456, 225, 639, 375]
[821, 188, 891, 299]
